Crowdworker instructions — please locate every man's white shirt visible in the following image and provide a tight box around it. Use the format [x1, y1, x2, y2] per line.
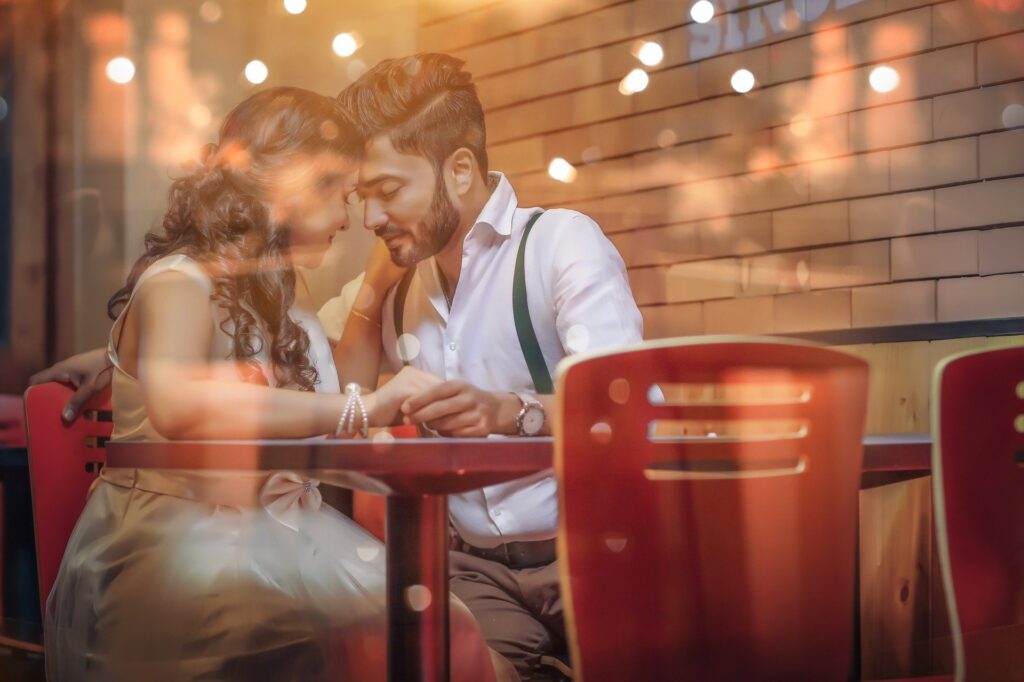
[319, 172, 643, 548]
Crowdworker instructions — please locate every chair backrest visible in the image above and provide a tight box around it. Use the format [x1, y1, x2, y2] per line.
[23, 382, 112, 615]
[932, 345, 1024, 682]
[0, 394, 26, 447]
[555, 336, 869, 682]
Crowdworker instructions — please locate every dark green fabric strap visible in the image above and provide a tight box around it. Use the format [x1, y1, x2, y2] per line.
[513, 211, 554, 395]
[393, 269, 416, 366]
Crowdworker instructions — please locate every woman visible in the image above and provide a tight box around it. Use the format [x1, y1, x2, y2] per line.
[43, 87, 495, 681]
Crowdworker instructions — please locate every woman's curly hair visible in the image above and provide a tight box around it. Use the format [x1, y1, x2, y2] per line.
[108, 87, 359, 391]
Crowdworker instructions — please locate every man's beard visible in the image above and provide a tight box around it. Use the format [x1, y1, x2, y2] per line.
[378, 180, 461, 267]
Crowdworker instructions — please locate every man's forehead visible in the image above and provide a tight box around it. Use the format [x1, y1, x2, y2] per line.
[357, 134, 430, 185]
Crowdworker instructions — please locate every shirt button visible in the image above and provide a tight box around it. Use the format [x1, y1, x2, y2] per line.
[448, 342, 458, 351]
[492, 510, 502, 517]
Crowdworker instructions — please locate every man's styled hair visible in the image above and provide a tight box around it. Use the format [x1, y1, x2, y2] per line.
[338, 53, 489, 175]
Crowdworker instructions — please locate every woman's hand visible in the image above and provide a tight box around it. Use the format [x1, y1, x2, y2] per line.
[366, 366, 442, 427]
[29, 348, 112, 422]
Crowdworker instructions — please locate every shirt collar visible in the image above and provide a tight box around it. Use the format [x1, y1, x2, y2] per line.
[471, 172, 518, 237]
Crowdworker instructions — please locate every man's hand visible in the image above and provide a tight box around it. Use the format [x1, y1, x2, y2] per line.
[400, 381, 520, 437]
[29, 348, 112, 422]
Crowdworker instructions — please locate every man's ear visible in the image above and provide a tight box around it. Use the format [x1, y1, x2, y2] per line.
[447, 148, 477, 197]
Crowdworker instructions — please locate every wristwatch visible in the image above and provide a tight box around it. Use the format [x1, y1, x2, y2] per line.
[513, 392, 546, 436]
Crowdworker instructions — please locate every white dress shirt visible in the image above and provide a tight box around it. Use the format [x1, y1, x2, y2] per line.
[319, 172, 643, 548]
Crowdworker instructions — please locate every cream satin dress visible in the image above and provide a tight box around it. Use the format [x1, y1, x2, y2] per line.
[44, 255, 494, 682]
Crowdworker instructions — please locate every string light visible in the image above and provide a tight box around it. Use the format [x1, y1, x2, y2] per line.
[548, 158, 578, 183]
[730, 68, 755, 93]
[868, 65, 900, 93]
[332, 33, 358, 57]
[690, 0, 715, 24]
[637, 41, 664, 67]
[244, 60, 269, 84]
[619, 68, 649, 95]
[283, 0, 307, 14]
[106, 57, 136, 84]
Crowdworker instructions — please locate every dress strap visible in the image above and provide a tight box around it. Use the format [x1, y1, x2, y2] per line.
[107, 254, 214, 372]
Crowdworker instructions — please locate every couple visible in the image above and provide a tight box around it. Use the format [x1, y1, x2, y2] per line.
[37, 54, 643, 681]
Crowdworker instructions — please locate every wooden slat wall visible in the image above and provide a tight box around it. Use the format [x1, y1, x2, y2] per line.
[416, 0, 1024, 433]
[839, 333, 1024, 433]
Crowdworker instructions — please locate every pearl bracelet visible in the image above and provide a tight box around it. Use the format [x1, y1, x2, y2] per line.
[335, 383, 369, 438]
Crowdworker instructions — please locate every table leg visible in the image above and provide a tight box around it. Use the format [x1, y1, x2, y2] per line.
[386, 494, 449, 682]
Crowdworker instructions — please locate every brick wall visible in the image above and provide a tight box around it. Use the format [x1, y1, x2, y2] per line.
[417, 0, 1024, 338]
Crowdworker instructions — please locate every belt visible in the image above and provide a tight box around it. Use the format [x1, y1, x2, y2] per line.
[454, 537, 557, 570]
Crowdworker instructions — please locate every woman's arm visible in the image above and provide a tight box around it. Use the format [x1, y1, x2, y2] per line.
[332, 240, 406, 390]
[134, 270, 425, 439]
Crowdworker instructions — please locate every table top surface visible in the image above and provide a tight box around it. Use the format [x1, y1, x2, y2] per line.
[105, 434, 932, 495]
[107, 437, 554, 495]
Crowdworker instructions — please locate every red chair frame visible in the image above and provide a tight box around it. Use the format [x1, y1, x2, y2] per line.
[24, 382, 112, 616]
[932, 345, 1024, 682]
[556, 336, 869, 682]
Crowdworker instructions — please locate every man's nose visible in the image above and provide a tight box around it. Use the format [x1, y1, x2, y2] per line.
[363, 201, 388, 231]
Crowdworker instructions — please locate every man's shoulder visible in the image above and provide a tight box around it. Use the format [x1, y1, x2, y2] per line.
[526, 206, 598, 226]
[517, 207, 602, 241]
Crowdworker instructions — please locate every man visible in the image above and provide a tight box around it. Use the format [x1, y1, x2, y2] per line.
[328, 53, 643, 681]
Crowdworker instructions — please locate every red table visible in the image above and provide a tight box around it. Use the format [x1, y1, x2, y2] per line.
[106, 433, 930, 682]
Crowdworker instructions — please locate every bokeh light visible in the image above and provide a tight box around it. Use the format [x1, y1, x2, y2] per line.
[105, 57, 136, 84]
[332, 33, 358, 57]
[198, 1, 222, 23]
[187, 104, 212, 129]
[868, 65, 900, 93]
[581, 146, 602, 164]
[788, 114, 814, 138]
[690, 0, 715, 24]
[244, 59, 268, 85]
[637, 41, 664, 67]
[346, 59, 367, 80]
[730, 68, 755, 93]
[1001, 103, 1024, 129]
[657, 128, 678, 148]
[283, 0, 307, 14]
[548, 157, 578, 183]
[619, 68, 649, 95]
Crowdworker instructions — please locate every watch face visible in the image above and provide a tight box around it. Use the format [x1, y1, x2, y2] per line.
[521, 406, 545, 435]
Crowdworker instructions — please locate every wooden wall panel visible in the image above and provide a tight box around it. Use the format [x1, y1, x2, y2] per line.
[418, 0, 1024, 346]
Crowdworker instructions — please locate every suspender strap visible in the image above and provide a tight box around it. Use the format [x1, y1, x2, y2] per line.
[393, 269, 416, 367]
[513, 211, 554, 395]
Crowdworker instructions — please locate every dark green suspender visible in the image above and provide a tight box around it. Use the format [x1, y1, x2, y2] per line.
[512, 211, 554, 394]
[392, 210, 554, 395]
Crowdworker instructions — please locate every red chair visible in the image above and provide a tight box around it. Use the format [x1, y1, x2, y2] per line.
[24, 382, 112, 617]
[0, 395, 26, 447]
[931, 345, 1024, 682]
[555, 337, 869, 681]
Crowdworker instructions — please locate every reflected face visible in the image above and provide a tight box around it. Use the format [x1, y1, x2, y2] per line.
[270, 151, 357, 269]
[356, 134, 461, 266]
